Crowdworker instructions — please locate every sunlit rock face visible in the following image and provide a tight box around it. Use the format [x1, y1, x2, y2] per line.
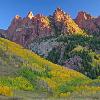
[75, 11, 100, 35]
[7, 8, 84, 47]
[52, 8, 84, 35]
[3, 9, 100, 48]
[7, 12, 52, 46]
[32, 14, 52, 37]
[75, 11, 93, 25]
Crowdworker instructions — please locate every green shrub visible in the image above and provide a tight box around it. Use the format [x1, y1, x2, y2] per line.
[47, 47, 60, 64]
[0, 76, 33, 91]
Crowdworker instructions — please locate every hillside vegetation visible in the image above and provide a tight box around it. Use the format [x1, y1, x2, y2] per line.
[47, 34, 100, 79]
[0, 37, 100, 99]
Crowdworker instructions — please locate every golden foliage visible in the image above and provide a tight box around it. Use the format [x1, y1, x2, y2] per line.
[0, 86, 13, 96]
[60, 92, 71, 97]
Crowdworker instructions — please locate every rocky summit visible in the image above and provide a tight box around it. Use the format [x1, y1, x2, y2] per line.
[7, 12, 52, 46]
[75, 11, 100, 35]
[0, 8, 100, 47]
[52, 8, 84, 35]
[5, 8, 84, 47]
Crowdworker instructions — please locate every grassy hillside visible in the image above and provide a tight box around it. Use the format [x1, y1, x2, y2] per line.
[0, 37, 100, 99]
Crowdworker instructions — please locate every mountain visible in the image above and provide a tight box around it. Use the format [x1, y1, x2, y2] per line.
[75, 11, 100, 35]
[7, 13, 52, 47]
[1, 9, 100, 47]
[6, 8, 84, 47]
[0, 8, 100, 99]
[51, 8, 84, 35]
[0, 8, 99, 79]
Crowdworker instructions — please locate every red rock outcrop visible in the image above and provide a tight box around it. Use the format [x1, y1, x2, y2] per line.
[75, 11, 93, 25]
[53, 8, 84, 34]
[75, 11, 100, 34]
[7, 12, 52, 46]
[7, 8, 85, 47]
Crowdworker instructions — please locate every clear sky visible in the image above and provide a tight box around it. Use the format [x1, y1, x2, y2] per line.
[0, 0, 100, 29]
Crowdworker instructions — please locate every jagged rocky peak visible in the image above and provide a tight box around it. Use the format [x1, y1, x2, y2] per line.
[34, 14, 50, 26]
[75, 11, 100, 34]
[14, 15, 22, 20]
[6, 8, 85, 47]
[54, 7, 66, 14]
[56, 7, 62, 11]
[7, 15, 22, 34]
[27, 11, 34, 19]
[53, 7, 67, 21]
[32, 14, 52, 37]
[22, 12, 34, 27]
[11, 15, 22, 25]
[75, 11, 95, 26]
[76, 11, 94, 21]
[53, 8, 84, 34]
[7, 12, 52, 46]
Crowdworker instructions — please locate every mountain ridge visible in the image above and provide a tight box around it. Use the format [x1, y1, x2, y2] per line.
[0, 8, 100, 99]
[0, 8, 100, 48]
[0, 8, 86, 47]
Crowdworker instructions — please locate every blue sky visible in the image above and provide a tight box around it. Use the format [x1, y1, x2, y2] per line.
[0, 0, 100, 29]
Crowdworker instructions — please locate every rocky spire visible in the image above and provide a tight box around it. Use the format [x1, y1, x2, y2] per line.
[56, 7, 63, 11]
[7, 8, 86, 47]
[27, 11, 34, 19]
[75, 11, 94, 23]
[75, 11, 100, 34]
[14, 15, 22, 20]
[53, 8, 84, 35]
[54, 7, 64, 14]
